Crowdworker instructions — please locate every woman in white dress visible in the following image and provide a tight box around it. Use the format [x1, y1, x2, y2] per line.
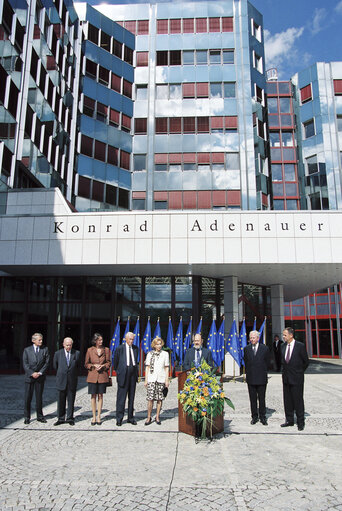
[144, 336, 169, 425]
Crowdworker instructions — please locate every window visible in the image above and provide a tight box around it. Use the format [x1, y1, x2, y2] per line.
[197, 83, 208, 98]
[284, 164, 296, 180]
[169, 84, 181, 99]
[279, 97, 291, 113]
[136, 52, 149, 67]
[209, 18, 220, 32]
[100, 31, 111, 51]
[121, 115, 131, 132]
[106, 184, 117, 205]
[282, 132, 293, 147]
[300, 84, 312, 103]
[81, 135, 93, 157]
[254, 52, 263, 73]
[183, 18, 194, 33]
[195, 18, 207, 33]
[133, 199, 146, 210]
[124, 21, 136, 34]
[270, 132, 280, 147]
[155, 118, 168, 133]
[120, 150, 130, 170]
[272, 164, 282, 181]
[223, 50, 234, 64]
[222, 17, 233, 32]
[306, 156, 318, 175]
[268, 98, 278, 114]
[224, 82, 235, 98]
[334, 79, 342, 95]
[99, 66, 109, 86]
[157, 19, 168, 34]
[78, 176, 91, 199]
[88, 24, 99, 45]
[157, 51, 168, 66]
[136, 84, 148, 100]
[113, 39, 122, 59]
[94, 140, 106, 161]
[123, 80, 132, 98]
[170, 118, 182, 133]
[337, 115, 342, 132]
[183, 83, 195, 98]
[255, 85, 263, 103]
[83, 96, 95, 117]
[183, 50, 194, 65]
[134, 118, 147, 134]
[108, 146, 118, 166]
[137, 20, 149, 35]
[170, 50, 181, 66]
[197, 117, 209, 133]
[209, 50, 221, 64]
[170, 19, 181, 33]
[226, 152, 239, 170]
[252, 20, 261, 41]
[156, 84, 168, 99]
[133, 154, 146, 171]
[124, 46, 133, 65]
[183, 117, 195, 133]
[111, 73, 121, 92]
[210, 83, 222, 98]
[96, 102, 107, 122]
[109, 109, 120, 126]
[304, 119, 315, 138]
[196, 50, 207, 65]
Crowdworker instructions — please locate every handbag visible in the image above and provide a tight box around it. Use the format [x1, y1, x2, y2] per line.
[107, 376, 112, 386]
[162, 386, 168, 397]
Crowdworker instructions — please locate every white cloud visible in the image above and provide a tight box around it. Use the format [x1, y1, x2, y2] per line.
[310, 8, 328, 35]
[264, 27, 305, 77]
[335, 1, 342, 14]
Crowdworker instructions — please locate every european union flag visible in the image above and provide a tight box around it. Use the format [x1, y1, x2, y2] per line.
[153, 317, 161, 340]
[166, 317, 174, 363]
[174, 317, 183, 364]
[133, 317, 140, 362]
[143, 318, 152, 354]
[122, 317, 130, 343]
[110, 318, 120, 363]
[184, 318, 192, 356]
[259, 318, 266, 344]
[217, 317, 225, 366]
[239, 318, 247, 366]
[226, 319, 241, 367]
[195, 317, 202, 334]
[207, 319, 218, 365]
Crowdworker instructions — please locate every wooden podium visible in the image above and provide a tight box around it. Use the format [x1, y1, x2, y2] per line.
[178, 370, 224, 437]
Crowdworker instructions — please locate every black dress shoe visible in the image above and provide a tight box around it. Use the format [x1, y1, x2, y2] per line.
[280, 422, 294, 427]
[297, 424, 305, 431]
[260, 418, 268, 426]
[24, 419, 30, 425]
[250, 418, 259, 425]
[145, 418, 152, 426]
[155, 419, 161, 425]
[127, 419, 137, 425]
[54, 420, 64, 426]
[37, 418, 47, 423]
[68, 420, 75, 426]
[116, 420, 122, 426]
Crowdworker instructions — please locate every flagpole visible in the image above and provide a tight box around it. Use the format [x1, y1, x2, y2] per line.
[264, 316, 267, 345]
[243, 316, 246, 383]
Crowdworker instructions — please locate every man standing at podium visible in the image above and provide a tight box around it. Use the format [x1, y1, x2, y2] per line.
[183, 333, 214, 370]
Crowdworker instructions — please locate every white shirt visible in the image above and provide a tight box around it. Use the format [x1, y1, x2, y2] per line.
[125, 343, 136, 366]
[145, 350, 169, 383]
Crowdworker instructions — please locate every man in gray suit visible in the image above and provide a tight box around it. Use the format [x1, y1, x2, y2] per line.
[53, 337, 80, 426]
[23, 333, 50, 424]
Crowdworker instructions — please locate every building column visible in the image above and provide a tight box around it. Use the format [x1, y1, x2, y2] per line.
[223, 276, 240, 376]
[271, 284, 285, 341]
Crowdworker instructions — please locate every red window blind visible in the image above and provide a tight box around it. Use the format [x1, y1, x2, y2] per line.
[170, 19, 181, 33]
[262, 193, 268, 207]
[157, 19, 168, 34]
[78, 176, 91, 199]
[183, 153, 196, 163]
[197, 153, 210, 163]
[46, 55, 57, 70]
[123, 80, 132, 98]
[134, 118, 146, 134]
[108, 146, 118, 166]
[33, 25, 40, 39]
[120, 150, 130, 170]
[196, 82, 209, 97]
[169, 153, 182, 164]
[84, 96, 95, 110]
[212, 191, 226, 206]
[211, 117, 223, 129]
[183, 117, 195, 133]
[109, 109, 120, 125]
[81, 135, 93, 157]
[300, 84, 312, 103]
[169, 191, 182, 209]
[137, 20, 149, 35]
[122, 115, 132, 130]
[170, 118, 182, 133]
[333, 80, 342, 95]
[124, 21, 136, 34]
[97, 102, 107, 115]
[111, 74, 121, 92]
[155, 118, 168, 133]
[136, 51, 149, 67]
[222, 17, 233, 32]
[225, 116, 238, 129]
[212, 152, 225, 163]
[183, 18, 194, 33]
[133, 191, 146, 199]
[94, 140, 106, 162]
[198, 191, 211, 209]
[183, 83, 195, 98]
[209, 18, 220, 32]
[154, 191, 167, 200]
[196, 18, 207, 33]
[227, 190, 241, 205]
[197, 117, 209, 133]
[183, 191, 197, 209]
[92, 180, 104, 202]
[155, 154, 168, 164]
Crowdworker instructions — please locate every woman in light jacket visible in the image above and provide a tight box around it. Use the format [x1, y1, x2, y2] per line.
[144, 336, 169, 425]
[84, 332, 111, 425]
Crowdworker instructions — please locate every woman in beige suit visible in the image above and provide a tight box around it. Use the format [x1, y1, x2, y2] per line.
[85, 333, 111, 425]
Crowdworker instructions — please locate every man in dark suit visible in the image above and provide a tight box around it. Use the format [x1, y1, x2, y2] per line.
[273, 334, 283, 372]
[281, 327, 309, 431]
[23, 333, 50, 424]
[244, 330, 270, 425]
[113, 331, 139, 426]
[183, 333, 214, 371]
[53, 337, 80, 426]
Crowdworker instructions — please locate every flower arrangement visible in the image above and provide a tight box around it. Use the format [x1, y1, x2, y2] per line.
[178, 360, 234, 438]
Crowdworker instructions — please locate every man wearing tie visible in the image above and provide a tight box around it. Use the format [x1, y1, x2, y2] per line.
[113, 331, 139, 426]
[281, 327, 309, 431]
[23, 333, 50, 424]
[183, 333, 214, 370]
[244, 330, 270, 425]
[53, 337, 80, 426]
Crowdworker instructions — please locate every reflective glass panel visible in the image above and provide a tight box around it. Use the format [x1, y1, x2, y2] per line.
[286, 199, 298, 210]
[279, 97, 291, 113]
[134, 154, 146, 171]
[285, 183, 297, 196]
[145, 277, 171, 301]
[156, 84, 168, 99]
[183, 50, 194, 65]
[284, 164, 296, 180]
[273, 183, 283, 196]
[267, 98, 278, 113]
[223, 82, 235, 98]
[170, 84, 182, 99]
[210, 83, 222, 98]
[281, 132, 293, 146]
[270, 132, 280, 147]
[196, 50, 207, 65]
[209, 50, 221, 64]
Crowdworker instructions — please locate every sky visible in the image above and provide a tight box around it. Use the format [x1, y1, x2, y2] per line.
[88, 0, 342, 79]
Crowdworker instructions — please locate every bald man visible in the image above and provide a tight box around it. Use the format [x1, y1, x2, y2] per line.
[53, 337, 80, 426]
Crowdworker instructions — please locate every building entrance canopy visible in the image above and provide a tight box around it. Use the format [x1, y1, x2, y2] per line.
[1, 189, 342, 301]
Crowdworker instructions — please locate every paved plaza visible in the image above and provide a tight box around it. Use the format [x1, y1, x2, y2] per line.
[0, 359, 341, 511]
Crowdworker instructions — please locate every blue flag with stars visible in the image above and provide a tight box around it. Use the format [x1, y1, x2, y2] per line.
[174, 317, 183, 364]
[122, 317, 130, 343]
[153, 318, 161, 340]
[110, 318, 120, 363]
[226, 319, 241, 367]
[259, 318, 266, 344]
[133, 317, 140, 362]
[207, 319, 218, 365]
[166, 317, 174, 363]
[239, 318, 247, 366]
[184, 318, 192, 357]
[195, 318, 202, 334]
[217, 317, 225, 366]
[143, 318, 151, 354]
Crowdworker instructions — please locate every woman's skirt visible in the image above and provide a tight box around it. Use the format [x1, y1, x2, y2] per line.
[88, 382, 107, 395]
[146, 381, 165, 401]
